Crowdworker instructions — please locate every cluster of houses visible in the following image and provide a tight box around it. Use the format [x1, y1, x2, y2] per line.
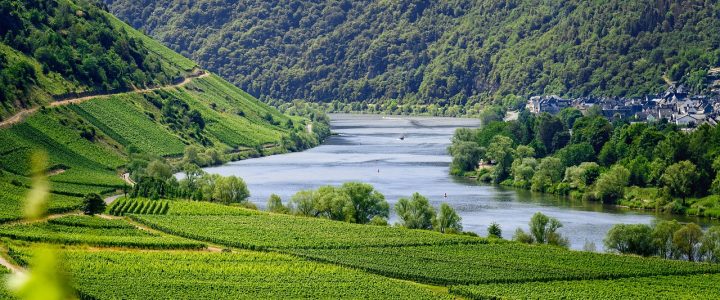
[527, 80, 720, 128]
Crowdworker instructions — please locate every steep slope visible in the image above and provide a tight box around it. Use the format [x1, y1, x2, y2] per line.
[105, 0, 720, 107]
[0, 0, 324, 221]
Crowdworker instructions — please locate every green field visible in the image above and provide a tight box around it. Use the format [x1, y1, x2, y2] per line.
[132, 212, 482, 250]
[292, 243, 720, 285]
[0, 216, 204, 249]
[9, 248, 448, 300]
[450, 273, 720, 300]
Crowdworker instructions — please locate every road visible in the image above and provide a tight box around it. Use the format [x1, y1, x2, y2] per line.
[0, 71, 209, 128]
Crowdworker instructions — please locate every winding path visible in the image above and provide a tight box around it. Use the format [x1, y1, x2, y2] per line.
[0, 71, 209, 128]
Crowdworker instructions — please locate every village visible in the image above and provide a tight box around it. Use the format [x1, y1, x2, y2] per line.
[526, 68, 720, 128]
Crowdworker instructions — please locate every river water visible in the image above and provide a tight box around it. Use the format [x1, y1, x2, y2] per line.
[202, 114, 714, 250]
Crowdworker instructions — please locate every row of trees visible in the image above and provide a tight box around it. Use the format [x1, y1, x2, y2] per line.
[605, 221, 720, 263]
[450, 108, 720, 212]
[267, 185, 464, 233]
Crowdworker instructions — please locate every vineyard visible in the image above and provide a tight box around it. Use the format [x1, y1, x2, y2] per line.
[73, 95, 187, 157]
[450, 273, 720, 299]
[107, 198, 170, 216]
[0, 180, 83, 223]
[8, 247, 449, 299]
[0, 216, 204, 249]
[131, 212, 483, 250]
[292, 243, 720, 285]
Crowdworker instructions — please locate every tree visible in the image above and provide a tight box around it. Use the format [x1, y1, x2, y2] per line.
[701, 226, 720, 262]
[661, 161, 699, 205]
[534, 113, 567, 154]
[82, 193, 105, 215]
[212, 176, 250, 204]
[485, 135, 514, 182]
[528, 212, 566, 246]
[651, 220, 681, 259]
[395, 193, 435, 230]
[604, 224, 654, 256]
[488, 222, 502, 238]
[314, 185, 354, 222]
[513, 228, 534, 244]
[530, 157, 563, 192]
[593, 164, 630, 203]
[146, 160, 172, 180]
[341, 182, 389, 224]
[290, 189, 317, 216]
[558, 108, 583, 129]
[448, 141, 483, 175]
[571, 116, 612, 154]
[555, 142, 595, 167]
[434, 203, 462, 233]
[266, 194, 289, 214]
[673, 223, 703, 262]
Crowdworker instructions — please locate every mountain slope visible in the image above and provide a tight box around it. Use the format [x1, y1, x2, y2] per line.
[0, 0, 324, 221]
[105, 0, 720, 107]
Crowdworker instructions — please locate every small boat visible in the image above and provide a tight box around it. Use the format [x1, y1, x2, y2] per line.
[399, 135, 405, 140]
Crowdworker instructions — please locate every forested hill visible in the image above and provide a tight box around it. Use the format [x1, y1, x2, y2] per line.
[0, 0, 326, 216]
[105, 0, 720, 108]
[0, 0, 198, 119]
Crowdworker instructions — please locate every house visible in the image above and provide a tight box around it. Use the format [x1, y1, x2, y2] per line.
[675, 114, 706, 127]
[527, 95, 571, 114]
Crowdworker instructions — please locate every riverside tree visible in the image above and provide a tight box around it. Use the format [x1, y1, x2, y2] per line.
[395, 193, 436, 230]
[434, 203, 462, 234]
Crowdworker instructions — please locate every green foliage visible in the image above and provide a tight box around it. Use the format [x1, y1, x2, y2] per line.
[593, 165, 630, 203]
[106, 0, 720, 107]
[434, 203, 462, 234]
[0, 0, 185, 116]
[487, 222, 502, 239]
[266, 194, 289, 214]
[662, 160, 700, 201]
[604, 224, 655, 256]
[81, 193, 105, 215]
[395, 193, 436, 230]
[450, 273, 720, 300]
[0, 217, 203, 249]
[528, 212, 568, 247]
[288, 182, 389, 224]
[48, 215, 134, 229]
[292, 243, 720, 286]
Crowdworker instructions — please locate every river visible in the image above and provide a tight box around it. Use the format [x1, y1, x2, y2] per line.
[202, 114, 715, 250]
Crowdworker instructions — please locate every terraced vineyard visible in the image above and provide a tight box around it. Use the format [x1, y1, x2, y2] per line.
[0, 216, 204, 249]
[132, 212, 482, 250]
[292, 243, 720, 285]
[8, 247, 449, 300]
[450, 273, 720, 299]
[0, 180, 83, 223]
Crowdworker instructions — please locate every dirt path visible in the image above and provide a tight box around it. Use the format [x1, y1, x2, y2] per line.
[0, 255, 24, 274]
[0, 72, 209, 128]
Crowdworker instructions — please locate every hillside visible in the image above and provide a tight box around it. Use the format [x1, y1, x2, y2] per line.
[0, 0, 325, 222]
[105, 0, 720, 109]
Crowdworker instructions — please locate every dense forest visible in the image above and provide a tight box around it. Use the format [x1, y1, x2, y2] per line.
[105, 0, 720, 109]
[449, 107, 720, 217]
[0, 0, 189, 118]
